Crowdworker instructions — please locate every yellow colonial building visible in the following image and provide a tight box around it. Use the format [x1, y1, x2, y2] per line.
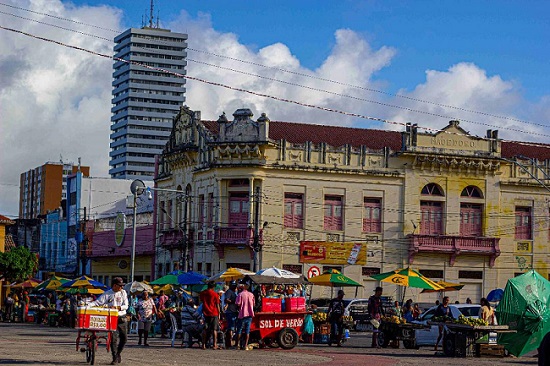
[153, 106, 550, 302]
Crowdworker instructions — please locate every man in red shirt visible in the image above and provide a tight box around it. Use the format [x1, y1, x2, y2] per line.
[199, 281, 221, 349]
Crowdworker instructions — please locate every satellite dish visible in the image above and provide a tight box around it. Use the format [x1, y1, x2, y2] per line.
[130, 179, 146, 195]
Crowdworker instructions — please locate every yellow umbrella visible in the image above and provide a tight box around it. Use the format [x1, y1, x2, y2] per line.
[421, 281, 464, 293]
[12, 278, 42, 289]
[371, 268, 444, 290]
[153, 284, 175, 295]
[207, 267, 255, 282]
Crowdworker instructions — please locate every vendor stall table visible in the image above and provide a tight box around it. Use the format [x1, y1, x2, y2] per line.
[378, 321, 428, 349]
[428, 322, 514, 357]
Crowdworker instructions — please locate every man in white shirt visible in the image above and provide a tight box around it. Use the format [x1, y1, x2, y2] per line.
[87, 277, 129, 365]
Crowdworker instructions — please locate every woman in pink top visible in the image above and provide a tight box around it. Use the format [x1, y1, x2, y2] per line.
[235, 283, 255, 350]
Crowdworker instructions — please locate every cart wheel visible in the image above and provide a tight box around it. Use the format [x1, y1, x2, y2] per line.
[85, 337, 96, 365]
[443, 333, 455, 357]
[377, 331, 390, 348]
[403, 339, 418, 349]
[277, 328, 299, 350]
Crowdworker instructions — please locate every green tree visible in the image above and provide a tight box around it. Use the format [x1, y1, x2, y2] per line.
[0, 246, 38, 282]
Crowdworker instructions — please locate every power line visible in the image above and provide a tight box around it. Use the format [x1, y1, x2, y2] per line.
[0, 2, 544, 129]
[3, 24, 550, 151]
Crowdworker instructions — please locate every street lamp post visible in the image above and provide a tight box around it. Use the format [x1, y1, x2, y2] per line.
[131, 181, 189, 276]
[129, 179, 146, 283]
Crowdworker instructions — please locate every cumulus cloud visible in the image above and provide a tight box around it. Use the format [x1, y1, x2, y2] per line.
[0, 1, 548, 218]
[389, 63, 550, 141]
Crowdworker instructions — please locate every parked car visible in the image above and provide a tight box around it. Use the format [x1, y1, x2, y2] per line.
[412, 304, 488, 347]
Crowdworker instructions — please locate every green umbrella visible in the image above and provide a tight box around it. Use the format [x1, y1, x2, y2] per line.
[496, 270, 550, 357]
[149, 270, 186, 285]
[308, 269, 362, 287]
[35, 275, 70, 292]
[370, 267, 444, 290]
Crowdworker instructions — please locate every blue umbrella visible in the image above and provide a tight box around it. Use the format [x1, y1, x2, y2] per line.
[487, 288, 504, 302]
[177, 271, 208, 285]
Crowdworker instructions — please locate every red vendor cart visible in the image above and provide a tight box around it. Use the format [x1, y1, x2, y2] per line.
[245, 274, 310, 350]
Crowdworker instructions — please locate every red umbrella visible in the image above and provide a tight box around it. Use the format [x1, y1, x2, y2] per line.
[12, 278, 42, 288]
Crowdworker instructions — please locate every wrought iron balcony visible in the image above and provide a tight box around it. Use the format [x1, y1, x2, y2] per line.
[214, 227, 263, 247]
[159, 228, 194, 250]
[408, 234, 500, 267]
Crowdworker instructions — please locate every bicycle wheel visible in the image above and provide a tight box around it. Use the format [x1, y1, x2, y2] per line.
[85, 337, 96, 365]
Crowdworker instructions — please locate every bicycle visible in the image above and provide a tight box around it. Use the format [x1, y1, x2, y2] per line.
[75, 306, 118, 365]
[76, 329, 114, 365]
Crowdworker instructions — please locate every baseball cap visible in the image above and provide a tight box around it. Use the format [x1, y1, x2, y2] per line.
[374, 286, 383, 292]
[338, 290, 345, 296]
[112, 277, 125, 286]
[229, 280, 238, 287]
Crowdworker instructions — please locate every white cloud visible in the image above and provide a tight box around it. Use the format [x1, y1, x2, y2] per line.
[1, 1, 548, 219]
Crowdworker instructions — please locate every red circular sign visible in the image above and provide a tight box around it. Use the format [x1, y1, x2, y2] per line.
[307, 266, 321, 279]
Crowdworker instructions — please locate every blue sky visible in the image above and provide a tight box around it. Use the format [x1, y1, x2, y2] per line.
[73, 0, 549, 101]
[0, 0, 549, 217]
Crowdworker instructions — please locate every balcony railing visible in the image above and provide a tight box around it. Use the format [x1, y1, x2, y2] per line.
[214, 227, 263, 247]
[159, 228, 194, 250]
[408, 234, 500, 267]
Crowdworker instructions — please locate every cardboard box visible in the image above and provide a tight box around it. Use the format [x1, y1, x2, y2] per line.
[284, 297, 306, 312]
[262, 298, 282, 312]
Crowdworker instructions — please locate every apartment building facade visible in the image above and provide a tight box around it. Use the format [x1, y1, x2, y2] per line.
[19, 162, 90, 219]
[152, 106, 550, 301]
[109, 27, 188, 180]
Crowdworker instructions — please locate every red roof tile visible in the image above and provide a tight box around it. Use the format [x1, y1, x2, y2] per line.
[201, 120, 550, 160]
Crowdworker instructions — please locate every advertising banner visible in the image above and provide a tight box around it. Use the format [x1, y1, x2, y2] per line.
[299, 241, 367, 265]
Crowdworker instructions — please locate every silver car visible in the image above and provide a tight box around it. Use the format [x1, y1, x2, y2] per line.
[412, 304, 482, 347]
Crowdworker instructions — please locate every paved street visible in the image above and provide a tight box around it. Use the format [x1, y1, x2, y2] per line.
[0, 323, 538, 366]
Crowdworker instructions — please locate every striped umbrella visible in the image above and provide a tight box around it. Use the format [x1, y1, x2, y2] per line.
[371, 268, 444, 290]
[61, 275, 109, 294]
[12, 278, 42, 289]
[35, 275, 70, 292]
[421, 281, 464, 293]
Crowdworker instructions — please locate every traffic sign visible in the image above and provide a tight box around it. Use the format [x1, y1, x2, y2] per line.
[307, 266, 321, 279]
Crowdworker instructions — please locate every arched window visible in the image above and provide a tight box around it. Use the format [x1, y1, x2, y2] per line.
[421, 183, 444, 196]
[460, 186, 483, 236]
[461, 186, 483, 198]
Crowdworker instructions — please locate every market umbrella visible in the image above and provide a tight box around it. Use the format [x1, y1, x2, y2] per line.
[496, 270, 550, 357]
[487, 288, 504, 302]
[12, 278, 42, 289]
[124, 281, 154, 294]
[61, 275, 109, 294]
[308, 269, 362, 287]
[153, 284, 175, 295]
[150, 270, 186, 285]
[34, 275, 70, 292]
[207, 267, 255, 282]
[177, 271, 208, 285]
[256, 267, 300, 278]
[370, 267, 444, 290]
[420, 281, 464, 293]
[250, 266, 308, 285]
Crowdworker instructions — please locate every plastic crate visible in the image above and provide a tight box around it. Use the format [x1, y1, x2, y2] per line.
[262, 298, 282, 312]
[284, 297, 306, 312]
[314, 333, 330, 344]
[76, 307, 118, 331]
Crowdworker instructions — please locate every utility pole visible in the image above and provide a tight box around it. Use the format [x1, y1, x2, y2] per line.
[80, 207, 87, 276]
[253, 186, 261, 272]
[181, 195, 189, 272]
